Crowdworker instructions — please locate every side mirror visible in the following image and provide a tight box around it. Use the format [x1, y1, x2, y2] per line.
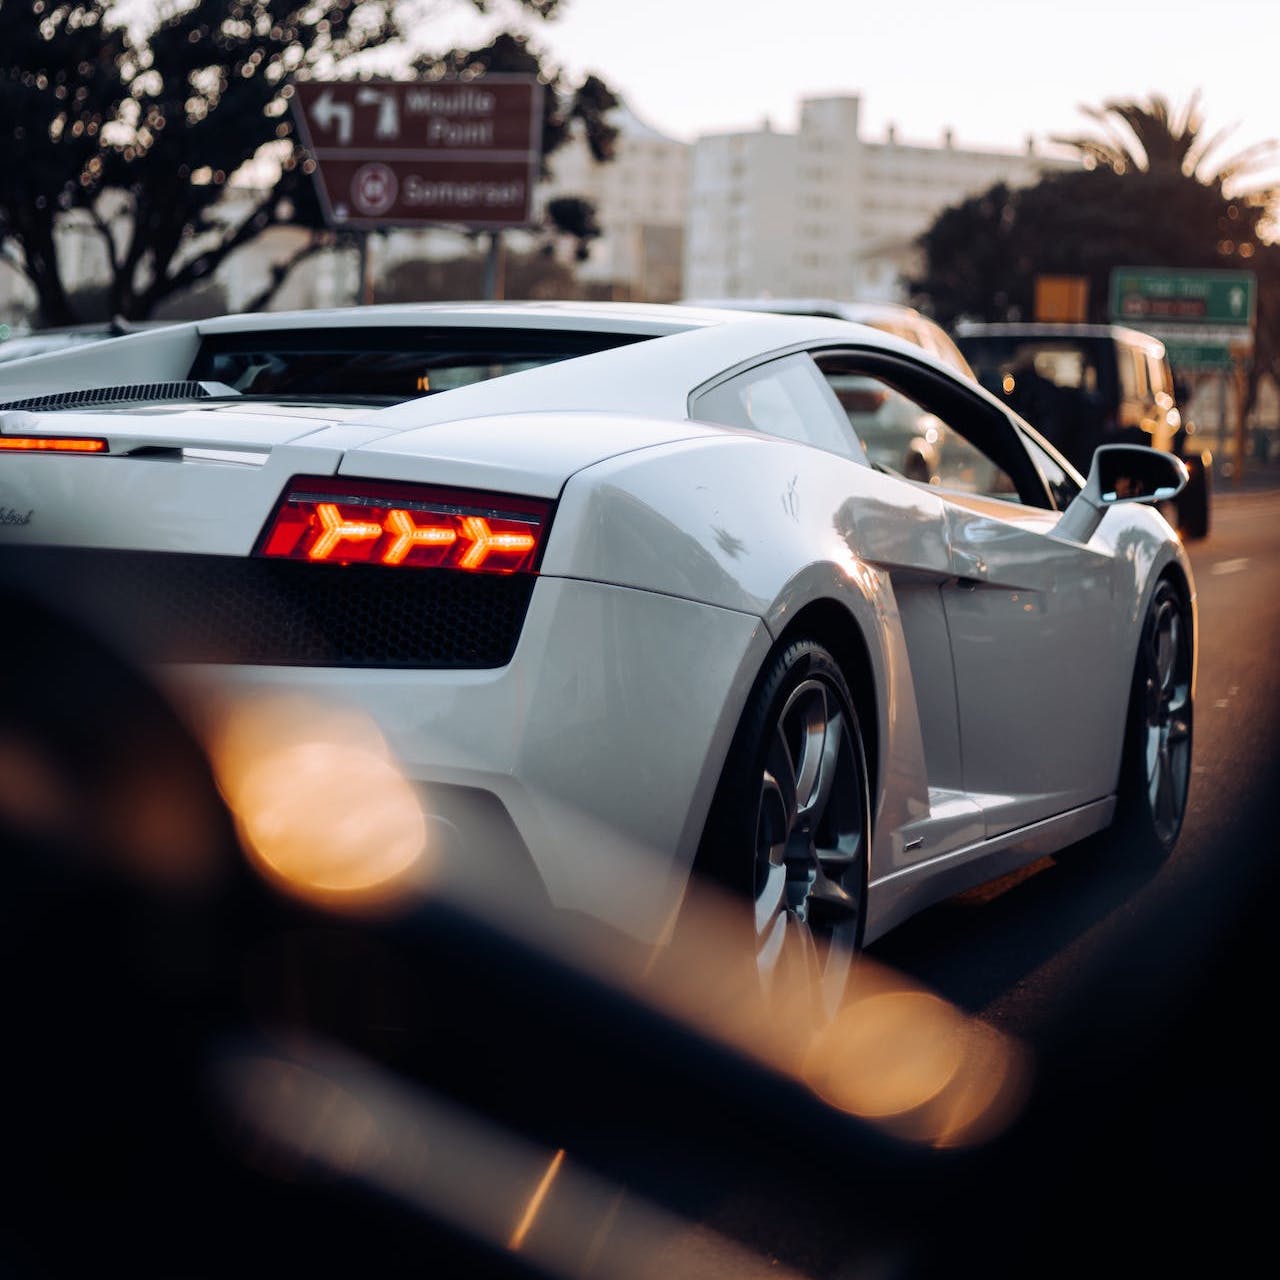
[1094, 445, 1187, 504]
[1056, 445, 1188, 543]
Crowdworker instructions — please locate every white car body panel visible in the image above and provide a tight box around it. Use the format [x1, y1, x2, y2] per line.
[0, 302, 1196, 948]
[172, 577, 772, 941]
[339, 412, 733, 500]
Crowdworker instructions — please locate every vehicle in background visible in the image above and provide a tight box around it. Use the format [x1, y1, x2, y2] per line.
[683, 298, 976, 482]
[954, 322, 1211, 539]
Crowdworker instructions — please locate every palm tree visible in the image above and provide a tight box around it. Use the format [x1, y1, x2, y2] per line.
[1054, 92, 1277, 189]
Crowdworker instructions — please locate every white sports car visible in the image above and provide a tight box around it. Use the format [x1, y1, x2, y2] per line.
[0, 302, 1194, 1002]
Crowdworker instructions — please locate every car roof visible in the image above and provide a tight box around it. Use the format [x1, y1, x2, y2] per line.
[953, 321, 1167, 355]
[684, 298, 975, 376]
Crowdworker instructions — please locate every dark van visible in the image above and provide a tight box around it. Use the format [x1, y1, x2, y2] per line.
[954, 322, 1211, 538]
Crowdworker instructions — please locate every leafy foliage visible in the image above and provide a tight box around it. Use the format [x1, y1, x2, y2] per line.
[0, 1, 615, 323]
[0, 2, 128, 325]
[908, 168, 1272, 328]
[1054, 92, 1279, 188]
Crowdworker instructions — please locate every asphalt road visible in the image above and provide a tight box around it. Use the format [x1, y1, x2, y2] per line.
[872, 483, 1280, 1048]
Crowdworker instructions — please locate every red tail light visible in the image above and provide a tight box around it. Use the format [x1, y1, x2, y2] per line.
[0, 435, 107, 453]
[256, 476, 552, 574]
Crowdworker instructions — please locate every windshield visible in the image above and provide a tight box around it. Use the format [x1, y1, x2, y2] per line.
[187, 326, 653, 404]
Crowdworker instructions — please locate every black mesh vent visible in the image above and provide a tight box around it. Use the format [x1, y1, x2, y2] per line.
[0, 548, 535, 668]
[0, 381, 214, 414]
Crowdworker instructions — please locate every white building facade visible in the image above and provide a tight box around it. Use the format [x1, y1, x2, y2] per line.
[685, 94, 1075, 303]
[541, 101, 691, 300]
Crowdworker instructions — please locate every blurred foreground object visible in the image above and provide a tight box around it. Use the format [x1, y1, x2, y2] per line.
[2, 569, 1272, 1277]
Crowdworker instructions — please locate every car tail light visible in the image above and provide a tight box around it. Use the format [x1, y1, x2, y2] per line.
[0, 435, 108, 452]
[256, 476, 552, 574]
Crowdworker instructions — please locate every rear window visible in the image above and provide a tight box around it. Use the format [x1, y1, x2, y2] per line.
[188, 327, 653, 404]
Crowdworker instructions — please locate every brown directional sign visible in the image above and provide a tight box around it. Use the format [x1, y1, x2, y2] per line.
[291, 77, 543, 228]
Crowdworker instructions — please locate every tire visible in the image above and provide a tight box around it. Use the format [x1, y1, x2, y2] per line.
[1110, 578, 1193, 865]
[694, 639, 870, 1019]
[1175, 452, 1211, 541]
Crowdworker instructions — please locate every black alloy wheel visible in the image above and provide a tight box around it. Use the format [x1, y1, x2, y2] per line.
[697, 640, 870, 1019]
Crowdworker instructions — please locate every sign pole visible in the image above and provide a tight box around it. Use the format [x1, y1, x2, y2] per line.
[483, 230, 506, 301]
[1220, 371, 1230, 470]
[354, 230, 375, 306]
[1233, 362, 1248, 486]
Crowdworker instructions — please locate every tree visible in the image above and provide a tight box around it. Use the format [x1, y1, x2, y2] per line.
[907, 168, 1273, 328]
[1051, 92, 1280, 432]
[1053, 92, 1278, 188]
[0, 0, 613, 325]
[910, 92, 1277, 325]
[907, 94, 1279, 427]
[0, 2, 128, 326]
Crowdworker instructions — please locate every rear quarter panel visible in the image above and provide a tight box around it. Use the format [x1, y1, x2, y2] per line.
[544, 434, 960, 883]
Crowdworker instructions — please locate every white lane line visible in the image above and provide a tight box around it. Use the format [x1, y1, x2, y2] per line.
[1210, 557, 1250, 575]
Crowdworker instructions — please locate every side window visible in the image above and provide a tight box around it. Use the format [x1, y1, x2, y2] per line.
[816, 358, 1023, 501]
[814, 351, 1053, 509]
[690, 353, 865, 460]
[1020, 430, 1081, 511]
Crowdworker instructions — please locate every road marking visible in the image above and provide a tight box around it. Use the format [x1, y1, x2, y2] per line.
[1210, 557, 1250, 575]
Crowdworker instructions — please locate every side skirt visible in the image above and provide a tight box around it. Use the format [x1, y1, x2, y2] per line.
[862, 797, 1116, 945]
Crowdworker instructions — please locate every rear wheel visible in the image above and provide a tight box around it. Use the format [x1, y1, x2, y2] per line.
[1112, 578, 1193, 863]
[696, 640, 869, 1019]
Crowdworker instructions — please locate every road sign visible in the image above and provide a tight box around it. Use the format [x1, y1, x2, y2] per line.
[292, 77, 544, 229]
[1109, 268, 1256, 327]
[1157, 341, 1237, 372]
[1034, 275, 1089, 323]
[1109, 267, 1256, 371]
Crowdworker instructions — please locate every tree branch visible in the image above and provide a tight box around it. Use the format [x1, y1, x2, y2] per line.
[137, 187, 283, 317]
[239, 232, 331, 314]
[85, 199, 122, 278]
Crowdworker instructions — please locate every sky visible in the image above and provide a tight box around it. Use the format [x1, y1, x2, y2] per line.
[430, 0, 1279, 182]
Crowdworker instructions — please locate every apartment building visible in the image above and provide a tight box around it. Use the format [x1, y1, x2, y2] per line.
[685, 94, 1074, 302]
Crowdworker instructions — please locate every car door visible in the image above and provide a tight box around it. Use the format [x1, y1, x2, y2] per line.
[814, 350, 1123, 840]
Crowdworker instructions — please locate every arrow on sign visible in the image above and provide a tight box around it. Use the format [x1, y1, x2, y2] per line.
[311, 89, 353, 144]
[1229, 286, 1245, 317]
[356, 88, 401, 139]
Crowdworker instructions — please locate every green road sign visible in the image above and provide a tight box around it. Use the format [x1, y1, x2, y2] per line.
[1161, 341, 1236, 372]
[1109, 268, 1256, 328]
